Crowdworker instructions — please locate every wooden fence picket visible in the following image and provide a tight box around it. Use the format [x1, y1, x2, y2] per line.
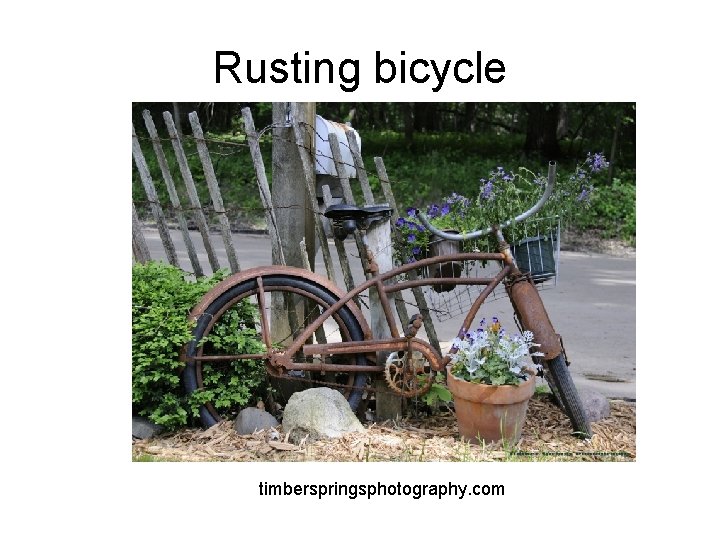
[142, 110, 204, 277]
[162, 111, 221, 273]
[241, 107, 286, 266]
[188, 112, 240, 274]
[132, 201, 151, 263]
[131, 124, 179, 267]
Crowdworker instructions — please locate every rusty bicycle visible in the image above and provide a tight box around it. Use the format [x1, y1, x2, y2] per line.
[182, 162, 592, 438]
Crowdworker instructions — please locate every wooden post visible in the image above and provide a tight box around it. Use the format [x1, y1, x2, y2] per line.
[271, 102, 316, 268]
[142, 110, 204, 277]
[290, 111, 336, 284]
[188, 111, 240, 274]
[241, 107, 286, 266]
[132, 201, 151, 263]
[270, 102, 319, 347]
[163, 111, 221, 273]
[131, 124, 178, 267]
[365, 217, 403, 420]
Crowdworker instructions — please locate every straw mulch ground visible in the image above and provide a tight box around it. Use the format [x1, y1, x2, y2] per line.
[132, 395, 635, 462]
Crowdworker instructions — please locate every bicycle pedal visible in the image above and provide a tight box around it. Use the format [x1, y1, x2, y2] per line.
[404, 314, 424, 338]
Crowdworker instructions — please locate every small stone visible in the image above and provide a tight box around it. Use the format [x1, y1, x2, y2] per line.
[578, 388, 611, 423]
[282, 387, 364, 444]
[132, 417, 164, 440]
[234, 407, 280, 435]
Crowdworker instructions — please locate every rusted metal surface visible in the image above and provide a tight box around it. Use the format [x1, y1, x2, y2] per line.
[302, 337, 444, 372]
[384, 277, 496, 294]
[256, 276, 273, 352]
[281, 362, 383, 373]
[376, 280, 401, 339]
[184, 250, 565, 408]
[187, 266, 372, 341]
[455, 265, 512, 342]
[507, 278, 562, 360]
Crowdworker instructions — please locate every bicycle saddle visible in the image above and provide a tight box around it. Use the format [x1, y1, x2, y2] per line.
[324, 204, 392, 221]
[324, 204, 392, 239]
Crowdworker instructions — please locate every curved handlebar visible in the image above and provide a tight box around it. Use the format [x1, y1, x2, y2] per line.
[417, 161, 557, 241]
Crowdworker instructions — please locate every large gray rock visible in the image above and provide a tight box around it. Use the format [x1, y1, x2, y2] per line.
[578, 388, 611, 423]
[282, 387, 364, 443]
[132, 417, 164, 439]
[234, 407, 280, 435]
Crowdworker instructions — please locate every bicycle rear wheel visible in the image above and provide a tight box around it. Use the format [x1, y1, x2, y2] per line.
[184, 275, 369, 428]
[545, 354, 593, 438]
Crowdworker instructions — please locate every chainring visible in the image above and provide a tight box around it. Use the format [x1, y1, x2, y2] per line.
[384, 351, 434, 398]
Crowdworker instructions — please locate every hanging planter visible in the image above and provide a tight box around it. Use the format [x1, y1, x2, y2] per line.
[428, 231, 462, 292]
[447, 367, 535, 445]
[510, 233, 557, 283]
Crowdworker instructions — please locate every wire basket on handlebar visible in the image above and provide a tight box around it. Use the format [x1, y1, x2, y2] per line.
[421, 216, 560, 322]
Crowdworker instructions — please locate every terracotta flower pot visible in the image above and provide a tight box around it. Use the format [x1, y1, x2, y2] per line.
[447, 367, 535, 445]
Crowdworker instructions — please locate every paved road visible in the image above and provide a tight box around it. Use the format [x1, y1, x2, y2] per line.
[142, 228, 636, 399]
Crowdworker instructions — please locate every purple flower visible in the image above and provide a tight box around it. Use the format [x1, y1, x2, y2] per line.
[412, 247, 421, 255]
[427, 204, 440, 218]
[577, 189, 589, 202]
[440, 203, 450, 216]
[587, 152, 609, 173]
[407, 234, 416, 243]
[407, 208, 417, 218]
[395, 217, 406, 227]
[481, 181, 494, 199]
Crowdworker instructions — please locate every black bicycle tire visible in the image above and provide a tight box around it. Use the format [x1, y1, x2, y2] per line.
[546, 354, 593, 438]
[184, 275, 368, 428]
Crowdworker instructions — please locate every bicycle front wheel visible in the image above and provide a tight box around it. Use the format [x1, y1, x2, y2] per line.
[184, 275, 369, 428]
[545, 354, 592, 438]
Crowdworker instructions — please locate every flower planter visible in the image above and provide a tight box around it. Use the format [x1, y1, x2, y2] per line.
[447, 367, 535, 445]
[510, 234, 556, 283]
[428, 232, 462, 292]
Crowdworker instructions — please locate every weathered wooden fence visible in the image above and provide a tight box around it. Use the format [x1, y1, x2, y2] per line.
[132, 106, 443, 417]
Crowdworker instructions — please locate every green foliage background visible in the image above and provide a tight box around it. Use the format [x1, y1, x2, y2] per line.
[132, 102, 635, 244]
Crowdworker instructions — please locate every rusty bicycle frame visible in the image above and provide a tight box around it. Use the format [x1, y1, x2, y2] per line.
[188, 163, 563, 382]
[184, 161, 594, 436]
[262, 237, 562, 379]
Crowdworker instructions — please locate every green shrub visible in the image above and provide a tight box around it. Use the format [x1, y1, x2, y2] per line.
[574, 177, 636, 244]
[132, 261, 265, 430]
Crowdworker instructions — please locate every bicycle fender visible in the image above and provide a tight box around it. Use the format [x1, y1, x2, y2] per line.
[188, 266, 372, 340]
[508, 279, 563, 360]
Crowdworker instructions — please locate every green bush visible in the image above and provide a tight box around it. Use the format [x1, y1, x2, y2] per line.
[574, 177, 636, 244]
[132, 261, 265, 430]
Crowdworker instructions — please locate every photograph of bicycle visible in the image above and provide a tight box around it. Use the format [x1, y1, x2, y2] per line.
[132, 102, 636, 462]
